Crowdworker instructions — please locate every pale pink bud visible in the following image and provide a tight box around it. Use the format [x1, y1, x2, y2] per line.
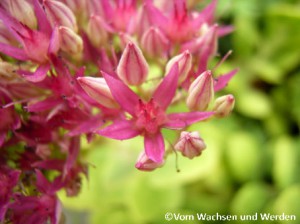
[186, 70, 214, 111]
[119, 32, 137, 50]
[59, 26, 83, 55]
[1, 0, 37, 29]
[166, 50, 192, 84]
[135, 152, 164, 171]
[174, 131, 206, 159]
[59, 0, 86, 14]
[213, 94, 235, 118]
[140, 27, 169, 58]
[43, 0, 78, 31]
[77, 77, 119, 109]
[87, 15, 113, 47]
[117, 42, 149, 86]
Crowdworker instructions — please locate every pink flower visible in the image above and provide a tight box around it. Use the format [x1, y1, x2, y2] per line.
[0, 0, 59, 82]
[174, 131, 206, 159]
[144, 0, 218, 43]
[0, 167, 20, 221]
[0, 89, 20, 147]
[186, 70, 214, 111]
[135, 152, 164, 171]
[117, 42, 149, 86]
[97, 64, 214, 162]
[213, 94, 235, 118]
[8, 170, 62, 224]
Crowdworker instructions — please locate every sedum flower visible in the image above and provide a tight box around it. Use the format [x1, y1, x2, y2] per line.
[58, 26, 83, 55]
[43, 0, 78, 31]
[135, 152, 165, 171]
[174, 131, 206, 159]
[117, 42, 149, 86]
[97, 64, 213, 162]
[0, 167, 20, 221]
[77, 76, 119, 109]
[8, 170, 62, 224]
[0, 0, 37, 29]
[86, 14, 113, 47]
[213, 94, 235, 118]
[0, 0, 59, 82]
[166, 50, 192, 84]
[186, 70, 214, 111]
[140, 26, 170, 58]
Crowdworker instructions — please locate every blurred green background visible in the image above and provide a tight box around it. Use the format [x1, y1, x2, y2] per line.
[60, 0, 300, 223]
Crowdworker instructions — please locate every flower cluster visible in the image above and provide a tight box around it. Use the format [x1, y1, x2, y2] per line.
[0, 0, 236, 223]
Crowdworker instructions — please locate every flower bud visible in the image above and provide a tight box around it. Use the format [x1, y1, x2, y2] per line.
[135, 152, 164, 171]
[43, 0, 78, 31]
[140, 27, 169, 58]
[87, 15, 113, 47]
[174, 131, 206, 159]
[117, 42, 149, 86]
[1, 0, 37, 29]
[213, 94, 235, 118]
[59, 0, 86, 15]
[165, 50, 192, 84]
[59, 26, 83, 55]
[186, 70, 214, 111]
[77, 77, 119, 109]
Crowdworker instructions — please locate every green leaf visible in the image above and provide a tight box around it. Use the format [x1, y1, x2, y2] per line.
[230, 182, 273, 215]
[272, 136, 300, 189]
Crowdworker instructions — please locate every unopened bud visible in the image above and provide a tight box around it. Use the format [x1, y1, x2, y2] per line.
[1, 0, 37, 29]
[43, 0, 78, 31]
[135, 152, 164, 171]
[186, 70, 214, 111]
[140, 27, 169, 58]
[117, 42, 149, 86]
[59, 0, 86, 15]
[59, 26, 83, 55]
[213, 94, 235, 118]
[174, 131, 206, 159]
[166, 50, 192, 84]
[87, 15, 112, 47]
[77, 77, 119, 109]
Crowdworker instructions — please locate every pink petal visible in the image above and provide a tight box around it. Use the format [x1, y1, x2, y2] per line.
[64, 137, 80, 178]
[218, 25, 234, 37]
[19, 64, 50, 82]
[102, 71, 139, 115]
[26, 98, 61, 112]
[164, 111, 214, 129]
[0, 43, 28, 61]
[100, 1, 114, 20]
[144, 132, 165, 163]
[35, 169, 51, 194]
[33, 0, 52, 35]
[145, 2, 168, 30]
[52, 198, 62, 224]
[68, 115, 104, 136]
[152, 63, 179, 109]
[197, 25, 218, 73]
[32, 159, 64, 171]
[96, 120, 140, 140]
[199, 0, 217, 24]
[214, 68, 238, 92]
[0, 7, 31, 42]
[48, 26, 60, 55]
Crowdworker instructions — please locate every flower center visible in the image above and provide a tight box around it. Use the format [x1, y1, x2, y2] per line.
[134, 99, 166, 135]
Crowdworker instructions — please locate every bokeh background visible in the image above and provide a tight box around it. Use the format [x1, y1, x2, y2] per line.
[60, 0, 300, 223]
